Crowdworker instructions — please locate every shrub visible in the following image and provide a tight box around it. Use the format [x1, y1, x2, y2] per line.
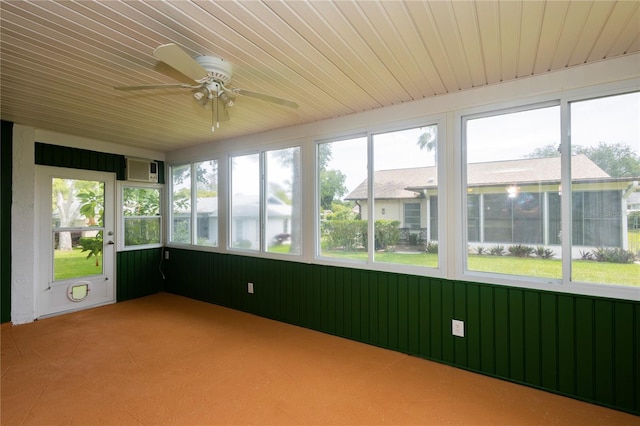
[592, 247, 637, 264]
[489, 245, 505, 256]
[473, 246, 486, 255]
[508, 244, 534, 257]
[579, 250, 593, 260]
[374, 220, 401, 250]
[322, 219, 402, 251]
[534, 246, 555, 259]
[425, 241, 438, 254]
[321, 220, 366, 250]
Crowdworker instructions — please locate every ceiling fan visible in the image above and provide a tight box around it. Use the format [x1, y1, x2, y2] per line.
[115, 43, 299, 131]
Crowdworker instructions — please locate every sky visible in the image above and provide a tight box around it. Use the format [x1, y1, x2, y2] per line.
[327, 91, 640, 194]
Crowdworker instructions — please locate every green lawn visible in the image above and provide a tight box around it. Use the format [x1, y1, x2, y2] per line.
[55, 244, 638, 287]
[54, 248, 102, 281]
[320, 249, 639, 287]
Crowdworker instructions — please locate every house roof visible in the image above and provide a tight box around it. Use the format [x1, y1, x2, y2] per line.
[346, 155, 615, 200]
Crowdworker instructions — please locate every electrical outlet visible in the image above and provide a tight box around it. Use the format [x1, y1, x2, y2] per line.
[452, 319, 465, 337]
[164, 250, 169, 260]
[248, 282, 254, 294]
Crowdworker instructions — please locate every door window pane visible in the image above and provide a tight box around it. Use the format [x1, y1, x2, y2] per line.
[570, 92, 640, 287]
[319, 137, 367, 260]
[52, 178, 104, 280]
[465, 105, 562, 279]
[266, 147, 301, 254]
[195, 160, 218, 247]
[231, 154, 260, 250]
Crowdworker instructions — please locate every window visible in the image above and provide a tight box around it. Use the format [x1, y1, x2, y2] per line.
[194, 160, 218, 246]
[230, 154, 260, 250]
[570, 92, 640, 286]
[230, 147, 301, 254]
[122, 185, 162, 249]
[266, 147, 301, 254]
[318, 124, 440, 268]
[169, 161, 218, 246]
[463, 91, 639, 288]
[318, 136, 367, 260]
[464, 104, 562, 279]
[403, 203, 421, 230]
[373, 125, 438, 267]
[170, 164, 191, 244]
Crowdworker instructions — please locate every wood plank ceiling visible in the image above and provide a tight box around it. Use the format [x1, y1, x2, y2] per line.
[1, 1, 638, 152]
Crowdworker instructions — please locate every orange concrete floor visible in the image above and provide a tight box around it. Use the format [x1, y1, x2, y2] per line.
[2, 292, 637, 425]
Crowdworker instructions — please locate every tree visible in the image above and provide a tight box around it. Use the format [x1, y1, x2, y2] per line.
[318, 143, 348, 211]
[52, 179, 102, 250]
[525, 144, 560, 159]
[416, 126, 438, 163]
[76, 186, 104, 267]
[320, 169, 347, 211]
[575, 142, 640, 178]
[526, 142, 640, 177]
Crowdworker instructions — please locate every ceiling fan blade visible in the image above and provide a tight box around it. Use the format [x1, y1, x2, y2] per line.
[234, 89, 299, 109]
[114, 84, 196, 91]
[153, 43, 208, 82]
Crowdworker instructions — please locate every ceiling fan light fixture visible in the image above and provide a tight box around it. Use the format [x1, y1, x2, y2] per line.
[219, 91, 234, 108]
[192, 88, 207, 101]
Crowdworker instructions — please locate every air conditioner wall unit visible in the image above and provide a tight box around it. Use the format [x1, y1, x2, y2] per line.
[126, 157, 158, 183]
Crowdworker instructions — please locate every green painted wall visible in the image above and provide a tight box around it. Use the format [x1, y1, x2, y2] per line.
[117, 249, 164, 301]
[34, 143, 165, 184]
[164, 249, 639, 416]
[1, 121, 13, 323]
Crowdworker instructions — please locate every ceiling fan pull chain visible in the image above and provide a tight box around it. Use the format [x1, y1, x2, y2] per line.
[211, 97, 216, 133]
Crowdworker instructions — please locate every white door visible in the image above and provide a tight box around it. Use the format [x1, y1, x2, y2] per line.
[37, 166, 116, 317]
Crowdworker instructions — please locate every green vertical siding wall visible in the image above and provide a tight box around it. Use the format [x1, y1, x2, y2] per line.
[34, 142, 165, 184]
[116, 249, 164, 301]
[164, 249, 639, 415]
[1, 121, 13, 323]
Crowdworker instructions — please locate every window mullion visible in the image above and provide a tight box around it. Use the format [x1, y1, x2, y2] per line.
[191, 163, 197, 245]
[560, 100, 572, 285]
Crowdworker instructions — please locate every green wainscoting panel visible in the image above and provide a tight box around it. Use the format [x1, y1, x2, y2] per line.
[1, 121, 13, 323]
[34, 143, 165, 184]
[164, 249, 639, 415]
[116, 249, 163, 301]
[35, 143, 126, 179]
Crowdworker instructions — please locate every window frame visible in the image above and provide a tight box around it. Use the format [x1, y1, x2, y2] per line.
[314, 117, 447, 277]
[227, 145, 303, 257]
[117, 181, 163, 252]
[168, 160, 220, 248]
[455, 84, 639, 300]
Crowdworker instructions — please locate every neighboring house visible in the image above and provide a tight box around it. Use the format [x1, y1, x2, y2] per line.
[173, 194, 292, 248]
[627, 191, 640, 212]
[346, 155, 639, 253]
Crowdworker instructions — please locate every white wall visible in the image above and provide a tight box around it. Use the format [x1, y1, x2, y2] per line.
[11, 128, 165, 324]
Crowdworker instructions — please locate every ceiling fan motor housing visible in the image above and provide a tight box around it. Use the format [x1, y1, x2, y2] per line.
[195, 56, 233, 85]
